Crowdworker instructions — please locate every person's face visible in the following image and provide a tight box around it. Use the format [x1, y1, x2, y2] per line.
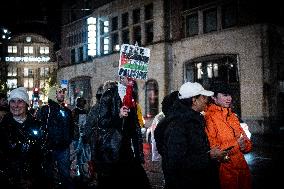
[212, 93, 232, 108]
[56, 89, 65, 103]
[119, 76, 129, 86]
[192, 95, 209, 112]
[9, 98, 27, 117]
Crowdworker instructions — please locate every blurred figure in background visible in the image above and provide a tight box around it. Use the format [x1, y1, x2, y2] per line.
[152, 91, 179, 162]
[0, 92, 9, 122]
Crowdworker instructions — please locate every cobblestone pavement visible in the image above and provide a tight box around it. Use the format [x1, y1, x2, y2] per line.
[143, 133, 284, 189]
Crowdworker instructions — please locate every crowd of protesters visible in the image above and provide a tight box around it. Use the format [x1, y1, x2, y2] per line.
[0, 79, 252, 189]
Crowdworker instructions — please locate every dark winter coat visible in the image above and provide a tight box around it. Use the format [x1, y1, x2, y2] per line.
[0, 112, 45, 188]
[94, 85, 150, 189]
[84, 102, 100, 161]
[155, 100, 219, 189]
[94, 86, 144, 165]
[37, 99, 74, 150]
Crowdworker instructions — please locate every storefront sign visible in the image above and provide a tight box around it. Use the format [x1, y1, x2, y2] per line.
[5, 56, 50, 62]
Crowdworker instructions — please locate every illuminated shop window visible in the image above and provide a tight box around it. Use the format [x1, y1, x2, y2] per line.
[7, 79, 17, 89]
[8, 46, 17, 53]
[40, 46, 49, 54]
[87, 17, 97, 56]
[40, 67, 49, 77]
[7, 66, 17, 76]
[24, 68, 33, 77]
[24, 46, 34, 54]
[24, 78, 34, 89]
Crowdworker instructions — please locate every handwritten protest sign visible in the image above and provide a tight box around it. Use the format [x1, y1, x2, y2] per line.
[118, 44, 150, 80]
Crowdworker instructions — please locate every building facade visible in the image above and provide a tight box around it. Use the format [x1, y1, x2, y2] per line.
[57, 0, 284, 134]
[4, 33, 57, 106]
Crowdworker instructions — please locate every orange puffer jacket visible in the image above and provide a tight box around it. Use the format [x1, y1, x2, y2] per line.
[205, 104, 252, 189]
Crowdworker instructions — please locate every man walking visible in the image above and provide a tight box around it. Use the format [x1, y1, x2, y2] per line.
[37, 86, 75, 189]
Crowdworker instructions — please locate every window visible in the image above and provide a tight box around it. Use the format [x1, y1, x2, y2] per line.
[100, 20, 109, 35]
[71, 49, 76, 64]
[24, 46, 34, 54]
[99, 18, 110, 55]
[185, 55, 240, 115]
[145, 3, 153, 20]
[203, 8, 217, 33]
[103, 37, 109, 54]
[122, 29, 129, 44]
[40, 79, 47, 88]
[185, 13, 198, 37]
[40, 67, 49, 77]
[133, 8, 140, 24]
[145, 22, 153, 44]
[78, 46, 84, 62]
[111, 33, 119, 52]
[111, 16, 118, 31]
[8, 46, 17, 53]
[8, 67, 17, 76]
[7, 79, 17, 89]
[40, 46, 49, 54]
[222, 3, 237, 29]
[145, 79, 159, 118]
[24, 68, 33, 77]
[122, 12, 129, 28]
[24, 78, 34, 89]
[133, 26, 141, 45]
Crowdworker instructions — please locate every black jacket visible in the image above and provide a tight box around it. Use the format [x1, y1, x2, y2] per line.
[37, 100, 74, 150]
[0, 112, 45, 186]
[94, 86, 144, 165]
[155, 100, 219, 189]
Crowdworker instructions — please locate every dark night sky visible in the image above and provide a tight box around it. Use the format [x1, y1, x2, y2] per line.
[1, 0, 283, 50]
[0, 0, 63, 49]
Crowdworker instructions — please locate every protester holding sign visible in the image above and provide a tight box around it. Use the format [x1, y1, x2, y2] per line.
[94, 78, 151, 189]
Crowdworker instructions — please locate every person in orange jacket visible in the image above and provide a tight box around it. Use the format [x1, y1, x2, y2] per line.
[204, 82, 252, 189]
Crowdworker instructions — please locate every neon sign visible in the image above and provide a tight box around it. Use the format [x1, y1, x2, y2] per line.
[5, 56, 51, 62]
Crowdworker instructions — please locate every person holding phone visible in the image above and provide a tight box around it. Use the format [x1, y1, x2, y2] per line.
[205, 82, 252, 189]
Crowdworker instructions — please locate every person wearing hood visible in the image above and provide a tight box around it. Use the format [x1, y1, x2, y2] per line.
[94, 79, 151, 189]
[0, 87, 45, 188]
[36, 86, 75, 189]
[156, 82, 220, 189]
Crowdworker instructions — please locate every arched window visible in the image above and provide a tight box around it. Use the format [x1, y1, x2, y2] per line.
[145, 79, 159, 118]
[185, 54, 241, 115]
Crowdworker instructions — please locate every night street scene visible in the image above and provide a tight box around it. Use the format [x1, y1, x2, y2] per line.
[0, 0, 284, 189]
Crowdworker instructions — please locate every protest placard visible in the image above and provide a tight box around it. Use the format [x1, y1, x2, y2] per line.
[118, 43, 150, 80]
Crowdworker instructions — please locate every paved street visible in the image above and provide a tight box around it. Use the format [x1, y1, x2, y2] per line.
[143, 132, 284, 189]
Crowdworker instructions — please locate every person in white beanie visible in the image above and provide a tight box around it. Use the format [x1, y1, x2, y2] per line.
[0, 87, 46, 188]
[7, 87, 30, 122]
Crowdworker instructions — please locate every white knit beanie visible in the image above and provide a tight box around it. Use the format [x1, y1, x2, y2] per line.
[8, 87, 30, 105]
